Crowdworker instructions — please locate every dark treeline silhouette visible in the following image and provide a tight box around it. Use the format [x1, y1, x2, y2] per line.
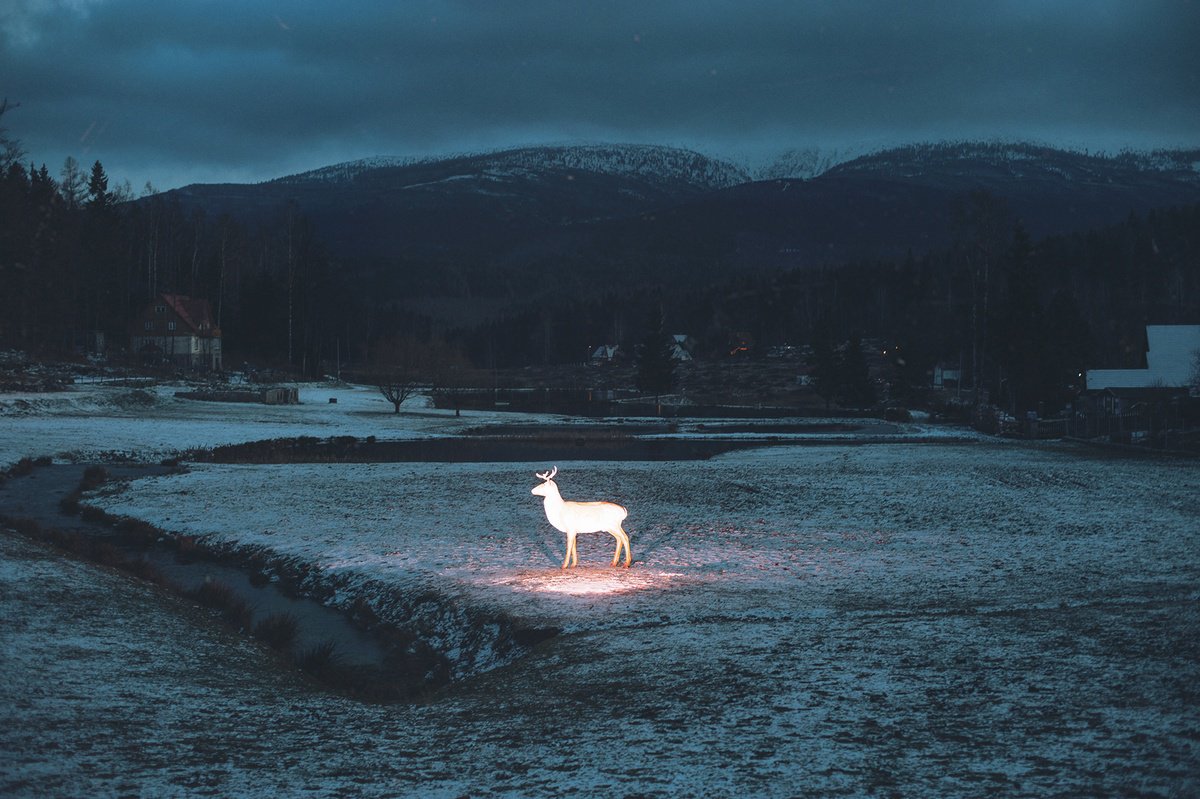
[0, 147, 398, 375]
[1, 103, 1196, 411]
[457, 200, 1200, 415]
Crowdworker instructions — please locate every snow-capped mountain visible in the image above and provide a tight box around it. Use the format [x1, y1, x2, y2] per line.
[272, 144, 749, 192]
[155, 141, 1200, 308]
[828, 141, 1200, 182]
[273, 156, 418, 184]
[754, 146, 862, 180]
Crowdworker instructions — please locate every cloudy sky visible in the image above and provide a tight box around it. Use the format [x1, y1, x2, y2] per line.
[3, 0, 1197, 191]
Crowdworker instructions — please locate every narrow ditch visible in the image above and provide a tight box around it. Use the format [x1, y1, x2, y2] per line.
[187, 433, 771, 464]
[0, 460, 556, 702]
[0, 427, 969, 701]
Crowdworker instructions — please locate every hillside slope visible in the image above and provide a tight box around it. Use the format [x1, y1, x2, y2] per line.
[156, 141, 1200, 306]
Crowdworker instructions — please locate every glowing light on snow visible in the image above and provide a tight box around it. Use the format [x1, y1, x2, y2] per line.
[510, 569, 684, 596]
[539, 574, 632, 595]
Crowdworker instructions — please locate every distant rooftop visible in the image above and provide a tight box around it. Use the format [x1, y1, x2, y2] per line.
[1085, 325, 1200, 390]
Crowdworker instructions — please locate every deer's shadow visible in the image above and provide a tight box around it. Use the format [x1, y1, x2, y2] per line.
[529, 529, 563, 566]
[627, 523, 676, 564]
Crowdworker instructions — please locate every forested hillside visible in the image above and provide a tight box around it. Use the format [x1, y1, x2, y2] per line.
[2, 100, 1197, 416]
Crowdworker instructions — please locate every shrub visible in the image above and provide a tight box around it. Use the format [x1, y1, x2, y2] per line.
[115, 517, 161, 546]
[80, 465, 109, 490]
[123, 557, 167, 586]
[174, 535, 199, 562]
[296, 640, 341, 681]
[192, 579, 253, 631]
[58, 495, 81, 515]
[9, 457, 40, 477]
[349, 596, 379, 627]
[89, 541, 125, 567]
[253, 612, 299, 651]
[79, 504, 110, 523]
[193, 578, 235, 607]
[2, 515, 42, 537]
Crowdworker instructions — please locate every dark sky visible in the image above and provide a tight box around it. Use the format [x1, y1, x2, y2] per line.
[3, 0, 1198, 191]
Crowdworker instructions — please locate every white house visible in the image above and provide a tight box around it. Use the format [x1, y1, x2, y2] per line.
[669, 334, 695, 362]
[1085, 325, 1200, 390]
[933, 362, 961, 388]
[591, 344, 621, 363]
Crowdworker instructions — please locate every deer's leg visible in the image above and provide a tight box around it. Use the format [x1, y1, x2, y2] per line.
[564, 527, 578, 566]
[616, 526, 631, 567]
[571, 533, 579, 567]
[610, 531, 623, 566]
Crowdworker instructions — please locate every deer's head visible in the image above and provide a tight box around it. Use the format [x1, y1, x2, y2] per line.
[531, 465, 559, 497]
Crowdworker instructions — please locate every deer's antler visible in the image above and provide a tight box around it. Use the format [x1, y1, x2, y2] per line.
[535, 465, 558, 481]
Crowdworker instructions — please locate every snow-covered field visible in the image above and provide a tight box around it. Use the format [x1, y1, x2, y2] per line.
[0, 381, 472, 465]
[2, 381, 1199, 796]
[0, 380, 976, 469]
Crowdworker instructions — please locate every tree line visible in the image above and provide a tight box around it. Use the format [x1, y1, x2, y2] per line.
[0, 103, 381, 375]
[2, 101, 1196, 415]
[454, 194, 1200, 415]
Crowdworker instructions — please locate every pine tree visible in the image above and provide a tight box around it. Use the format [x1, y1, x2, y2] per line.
[635, 305, 676, 411]
[808, 320, 838, 409]
[838, 334, 876, 408]
[993, 225, 1043, 413]
[87, 160, 110, 209]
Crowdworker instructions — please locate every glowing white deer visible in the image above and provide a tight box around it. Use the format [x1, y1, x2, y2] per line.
[531, 466, 632, 569]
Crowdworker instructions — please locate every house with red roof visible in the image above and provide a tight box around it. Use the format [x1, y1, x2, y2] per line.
[129, 294, 222, 371]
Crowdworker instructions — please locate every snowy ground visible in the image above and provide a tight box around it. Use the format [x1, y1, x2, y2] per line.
[0, 380, 973, 468]
[2, 381, 1199, 796]
[0, 381, 471, 465]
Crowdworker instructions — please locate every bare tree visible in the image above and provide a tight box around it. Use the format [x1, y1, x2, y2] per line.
[378, 374, 421, 414]
[430, 364, 469, 417]
[0, 98, 25, 171]
[954, 190, 1012, 405]
[368, 333, 426, 414]
[59, 156, 86, 208]
[1190, 349, 1200, 397]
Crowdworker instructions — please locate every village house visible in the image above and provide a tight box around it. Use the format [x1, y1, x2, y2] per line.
[590, 344, 622, 364]
[129, 294, 222, 371]
[669, 334, 695, 362]
[1073, 325, 1200, 446]
[933, 362, 962, 389]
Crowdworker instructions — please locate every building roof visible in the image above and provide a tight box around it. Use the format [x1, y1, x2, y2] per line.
[1085, 324, 1200, 389]
[1080, 386, 1188, 400]
[160, 294, 217, 335]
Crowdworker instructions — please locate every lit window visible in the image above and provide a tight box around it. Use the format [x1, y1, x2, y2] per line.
[167, 321, 176, 331]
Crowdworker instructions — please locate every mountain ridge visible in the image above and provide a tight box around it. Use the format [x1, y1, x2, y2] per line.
[153, 140, 1200, 313]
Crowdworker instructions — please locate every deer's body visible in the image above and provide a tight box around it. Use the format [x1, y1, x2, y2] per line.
[531, 467, 632, 569]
